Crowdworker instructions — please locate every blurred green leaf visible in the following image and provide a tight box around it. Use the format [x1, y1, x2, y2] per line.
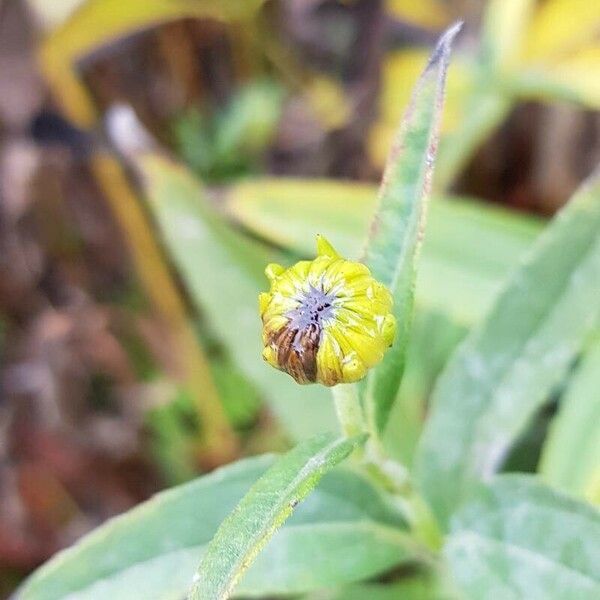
[539, 337, 600, 504]
[445, 475, 600, 599]
[173, 109, 215, 178]
[213, 81, 283, 163]
[174, 81, 284, 182]
[22, 454, 413, 599]
[302, 572, 457, 600]
[384, 310, 467, 467]
[134, 154, 337, 440]
[147, 386, 200, 484]
[226, 178, 542, 326]
[211, 357, 261, 429]
[416, 171, 600, 528]
[189, 432, 367, 599]
[227, 178, 374, 262]
[361, 22, 462, 440]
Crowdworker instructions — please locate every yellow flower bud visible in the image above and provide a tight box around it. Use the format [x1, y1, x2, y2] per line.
[259, 235, 396, 386]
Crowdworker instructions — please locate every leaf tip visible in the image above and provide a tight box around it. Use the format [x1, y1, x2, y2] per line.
[427, 20, 463, 69]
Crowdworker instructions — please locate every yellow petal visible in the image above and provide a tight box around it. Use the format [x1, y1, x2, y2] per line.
[316, 234, 341, 259]
[265, 263, 285, 281]
[258, 292, 270, 315]
[260, 239, 396, 386]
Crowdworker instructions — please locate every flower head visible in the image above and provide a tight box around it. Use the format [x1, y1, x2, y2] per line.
[259, 235, 396, 386]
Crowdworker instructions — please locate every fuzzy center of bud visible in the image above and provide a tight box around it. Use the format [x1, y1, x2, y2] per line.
[287, 285, 336, 333]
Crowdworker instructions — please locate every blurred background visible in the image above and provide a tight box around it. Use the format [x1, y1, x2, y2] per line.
[0, 0, 599, 596]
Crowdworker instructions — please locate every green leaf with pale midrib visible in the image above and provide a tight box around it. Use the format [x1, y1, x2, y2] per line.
[361, 22, 463, 438]
[539, 336, 600, 502]
[416, 171, 600, 528]
[445, 475, 600, 599]
[237, 520, 414, 597]
[21, 454, 413, 599]
[189, 432, 367, 600]
[52, 522, 411, 600]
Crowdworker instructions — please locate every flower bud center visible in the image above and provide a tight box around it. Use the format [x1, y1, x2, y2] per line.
[288, 285, 336, 331]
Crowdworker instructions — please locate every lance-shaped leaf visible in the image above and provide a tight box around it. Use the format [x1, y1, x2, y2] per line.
[539, 336, 600, 503]
[21, 454, 412, 599]
[445, 475, 600, 599]
[361, 22, 462, 438]
[133, 154, 336, 440]
[189, 432, 367, 600]
[416, 171, 600, 528]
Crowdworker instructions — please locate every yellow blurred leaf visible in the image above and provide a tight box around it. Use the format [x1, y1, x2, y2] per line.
[304, 76, 352, 130]
[512, 45, 600, 109]
[45, 0, 265, 54]
[549, 44, 600, 107]
[522, 0, 600, 62]
[386, 0, 449, 28]
[40, 0, 265, 125]
[480, 0, 536, 70]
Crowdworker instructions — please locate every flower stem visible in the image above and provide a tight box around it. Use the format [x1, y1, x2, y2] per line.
[333, 385, 441, 552]
[332, 383, 366, 438]
[365, 449, 443, 552]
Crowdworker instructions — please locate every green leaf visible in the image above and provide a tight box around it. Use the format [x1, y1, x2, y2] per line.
[360, 22, 461, 438]
[19, 456, 272, 600]
[385, 310, 467, 466]
[134, 154, 336, 440]
[21, 452, 414, 599]
[302, 572, 456, 600]
[238, 467, 414, 596]
[445, 475, 600, 599]
[416, 171, 600, 528]
[539, 336, 600, 504]
[189, 432, 367, 599]
[226, 178, 542, 328]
